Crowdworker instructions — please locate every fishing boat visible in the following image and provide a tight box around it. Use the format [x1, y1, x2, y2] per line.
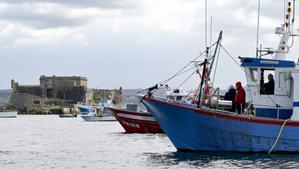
[81, 106, 116, 122]
[0, 111, 17, 118]
[77, 95, 116, 122]
[140, 1, 299, 153]
[108, 89, 189, 133]
[76, 103, 96, 115]
[109, 104, 163, 133]
[76, 91, 118, 115]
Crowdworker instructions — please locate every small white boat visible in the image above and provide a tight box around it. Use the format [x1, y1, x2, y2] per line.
[76, 103, 96, 115]
[81, 106, 116, 122]
[0, 111, 17, 118]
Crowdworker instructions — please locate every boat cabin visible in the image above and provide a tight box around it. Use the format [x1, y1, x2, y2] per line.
[165, 88, 190, 101]
[241, 57, 299, 120]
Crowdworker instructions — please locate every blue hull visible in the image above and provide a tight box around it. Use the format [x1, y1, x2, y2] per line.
[77, 105, 94, 115]
[141, 96, 299, 153]
[78, 107, 90, 115]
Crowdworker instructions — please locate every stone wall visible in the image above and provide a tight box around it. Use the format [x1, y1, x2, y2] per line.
[14, 86, 43, 97]
[56, 86, 86, 104]
[10, 93, 45, 113]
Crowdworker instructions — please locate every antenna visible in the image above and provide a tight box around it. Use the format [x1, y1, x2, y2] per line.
[256, 0, 261, 58]
[293, 0, 295, 23]
[210, 16, 213, 57]
[205, 0, 208, 58]
[273, 0, 295, 60]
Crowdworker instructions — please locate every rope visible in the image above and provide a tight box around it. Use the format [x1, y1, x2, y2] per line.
[175, 65, 202, 78]
[268, 118, 290, 154]
[138, 43, 217, 95]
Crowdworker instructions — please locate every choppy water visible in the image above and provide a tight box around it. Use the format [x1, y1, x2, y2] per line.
[1, 116, 299, 169]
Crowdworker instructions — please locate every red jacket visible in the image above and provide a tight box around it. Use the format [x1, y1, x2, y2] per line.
[235, 82, 246, 105]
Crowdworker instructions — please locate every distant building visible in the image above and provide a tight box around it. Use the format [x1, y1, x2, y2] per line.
[39, 75, 87, 101]
[10, 75, 89, 113]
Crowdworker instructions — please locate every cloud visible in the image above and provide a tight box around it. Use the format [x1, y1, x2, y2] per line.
[0, 21, 88, 48]
[0, 0, 297, 89]
[0, 0, 134, 9]
[0, 1, 130, 48]
[0, 2, 125, 29]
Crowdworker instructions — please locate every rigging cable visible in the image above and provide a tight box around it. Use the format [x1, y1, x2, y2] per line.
[175, 64, 204, 78]
[137, 63, 204, 94]
[137, 42, 217, 94]
[158, 43, 216, 85]
[168, 69, 198, 96]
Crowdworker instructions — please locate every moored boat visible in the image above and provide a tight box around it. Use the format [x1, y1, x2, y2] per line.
[109, 106, 163, 133]
[76, 103, 96, 115]
[81, 106, 116, 122]
[0, 111, 17, 118]
[141, 95, 299, 153]
[140, 1, 299, 153]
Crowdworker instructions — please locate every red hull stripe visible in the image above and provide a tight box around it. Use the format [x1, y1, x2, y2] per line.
[108, 107, 152, 117]
[143, 96, 299, 127]
[108, 107, 163, 133]
[117, 113, 156, 122]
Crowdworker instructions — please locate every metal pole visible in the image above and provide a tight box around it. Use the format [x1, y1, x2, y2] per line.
[210, 16, 213, 57]
[208, 31, 223, 77]
[205, 0, 208, 58]
[256, 0, 261, 58]
[198, 59, 208, 108]
[293, 0, 296, 24]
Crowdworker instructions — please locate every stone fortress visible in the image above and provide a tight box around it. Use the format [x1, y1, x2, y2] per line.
[10, 75, 122, 114]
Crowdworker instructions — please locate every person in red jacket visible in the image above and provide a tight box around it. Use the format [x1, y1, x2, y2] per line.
[235, 81, 246, 114]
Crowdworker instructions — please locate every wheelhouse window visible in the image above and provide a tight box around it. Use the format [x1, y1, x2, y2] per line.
[249, 68, 258, 82]
[278, 72, 288, 89]
[260, 69, 275, 95]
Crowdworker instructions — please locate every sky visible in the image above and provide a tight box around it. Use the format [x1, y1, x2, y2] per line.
[0, 0, 298, 90]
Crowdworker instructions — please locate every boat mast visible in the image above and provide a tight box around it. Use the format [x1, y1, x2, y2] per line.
[208, 31, 223, 78]
[197, 0, 209, 108]
[256, 0, 261, 58]
[205, 0, 208, 58]
[210, 16, 213, 57]
[198, 31, 223, 108]
[197, 59, 208, 108]
[197, 0, 208, 108]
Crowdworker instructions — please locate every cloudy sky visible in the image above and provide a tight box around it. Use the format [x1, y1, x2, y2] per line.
[0, 0, 298, 90]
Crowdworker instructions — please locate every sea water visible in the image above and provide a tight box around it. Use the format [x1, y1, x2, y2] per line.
[0, 115, 298, 169]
